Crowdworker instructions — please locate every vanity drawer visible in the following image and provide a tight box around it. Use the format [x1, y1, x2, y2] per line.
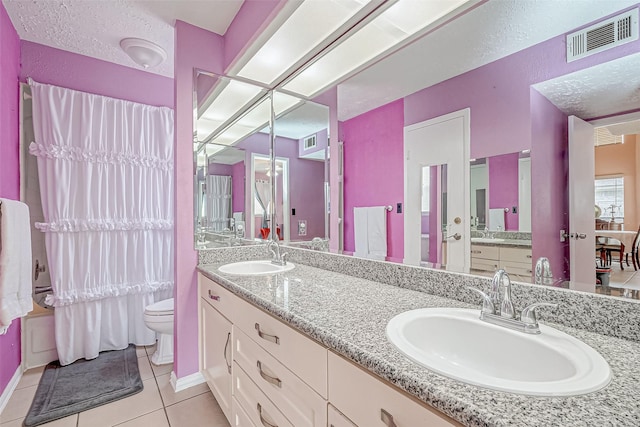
[234, 296, 328, 397]
[199, 275, 237, 322]
[500, 247, 532, 263]
[234, 328, 327, 427]
[470, 245, 499, 260]
[502, 261, 533, 278]
[328, 352, 461, 427]
[233, 361, 294, 427]
[471, 258, 498, 272]
[328, 404, 357, 427]
[232, 397, 257, 427]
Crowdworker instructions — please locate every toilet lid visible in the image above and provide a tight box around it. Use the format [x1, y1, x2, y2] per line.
[146, 298, 174, 316]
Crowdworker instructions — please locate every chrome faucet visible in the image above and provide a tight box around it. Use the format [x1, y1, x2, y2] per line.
[468, 269, 557, 334]
[534, 257, 553, 286]
[267, 240, 288, 266]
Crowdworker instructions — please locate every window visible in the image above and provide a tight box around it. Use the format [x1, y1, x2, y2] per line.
[595, 176, 624, 220]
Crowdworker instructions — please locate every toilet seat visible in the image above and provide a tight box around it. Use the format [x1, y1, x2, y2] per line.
[145, 298, 174, 316]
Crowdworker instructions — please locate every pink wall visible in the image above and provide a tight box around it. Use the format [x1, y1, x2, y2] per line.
[530, 89, 569, 281]
[232, 161, 245, 214]
[0, 2, 22, 397]
[174, 21, 224, 379]
[488, 153, 519, 230]
[342, 99, 404, 262]
[20, 41, 173, 108]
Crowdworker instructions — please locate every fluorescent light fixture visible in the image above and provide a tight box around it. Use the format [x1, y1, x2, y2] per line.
[235, 0, 373, 85]
[283, 0, 472, 97]
[197, 79, 267, 142]
[210, 92, 303, 146]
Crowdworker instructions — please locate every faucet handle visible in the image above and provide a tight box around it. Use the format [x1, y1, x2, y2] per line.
[467, 287, 495, 315]
[281, 252, 288, 265]
[520, 302, 558, 325]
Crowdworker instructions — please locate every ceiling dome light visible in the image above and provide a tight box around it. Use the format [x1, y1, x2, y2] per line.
[120, 38, 167, 69]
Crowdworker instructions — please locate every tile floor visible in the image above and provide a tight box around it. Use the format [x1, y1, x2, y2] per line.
[0, 345, 231, 427]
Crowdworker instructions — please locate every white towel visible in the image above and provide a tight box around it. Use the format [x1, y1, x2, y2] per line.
[488, 208, 505, 231]
[353, 207, 368, 258]
[0, 198, 33, 334]
[353, 206, 387, 261]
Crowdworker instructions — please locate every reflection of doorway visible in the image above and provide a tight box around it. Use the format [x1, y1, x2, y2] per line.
[404, 109, 470, 272]
[250, 154, 290, 241]
[568, 112, 640, 291]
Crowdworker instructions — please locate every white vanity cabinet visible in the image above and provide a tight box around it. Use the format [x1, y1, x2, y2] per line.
[328, 352, 462, 427]
[198, 275, 235, 422]
[471, 244, 532, 278]
[198, 272, 461, 427]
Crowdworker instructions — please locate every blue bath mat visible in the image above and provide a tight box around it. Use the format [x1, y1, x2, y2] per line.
[23, 344, 143, 426]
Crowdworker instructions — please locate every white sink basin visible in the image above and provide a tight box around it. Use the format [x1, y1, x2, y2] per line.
[471, 237, 506, 243]
[218, 260, 295, 276]
[386, 308, 611, 396]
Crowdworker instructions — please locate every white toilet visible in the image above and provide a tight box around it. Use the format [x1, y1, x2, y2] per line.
[143, 298, 174, 365]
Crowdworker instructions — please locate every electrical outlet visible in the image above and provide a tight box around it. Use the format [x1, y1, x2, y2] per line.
[397, 203, 402, 213]
[298, 220, 307, 236]
[512, 206, 517, 214]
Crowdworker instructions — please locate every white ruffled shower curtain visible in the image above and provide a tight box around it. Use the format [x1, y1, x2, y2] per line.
[28, 80, 174, 365]
[205, 175, 232, 231]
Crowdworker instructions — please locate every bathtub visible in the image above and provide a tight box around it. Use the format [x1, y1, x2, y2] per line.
[22, 300, 58, 369]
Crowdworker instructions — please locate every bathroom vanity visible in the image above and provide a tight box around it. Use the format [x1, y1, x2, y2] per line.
[197, 247, 640, 427]
[198, 273, 459, 427]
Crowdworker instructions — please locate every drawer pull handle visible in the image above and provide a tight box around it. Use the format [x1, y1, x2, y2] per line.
[257, 403, 278, 427]
[471, 250, 481, 254]
[255, 323, 280, 344]
[381, 409, 398, 427]
[257, 361, 282, 387]
[208, 290, 220, 301]
[526, 254, 532, 258]
[223, 332, 231, 374]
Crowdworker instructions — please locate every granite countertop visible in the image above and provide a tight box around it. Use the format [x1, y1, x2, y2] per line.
[470, 239, 532, 248]
[198, 262, 640, 427]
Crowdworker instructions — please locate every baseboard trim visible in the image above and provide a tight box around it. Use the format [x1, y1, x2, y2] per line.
[169, 370, 205, 393]
[0, 366, 22, 416]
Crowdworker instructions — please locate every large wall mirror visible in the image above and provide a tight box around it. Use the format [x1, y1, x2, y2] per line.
[193, 70, 329, 249]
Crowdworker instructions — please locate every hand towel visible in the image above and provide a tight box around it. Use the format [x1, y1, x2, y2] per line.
[353, 207, 368, 258]
[0, 198, 33, 334]
[367, 206, 387, 260]
[488, 208, 505, 231]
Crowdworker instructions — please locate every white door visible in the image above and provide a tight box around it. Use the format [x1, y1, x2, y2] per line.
[568, 116, 595, 292]
[404, 109, 470, 272]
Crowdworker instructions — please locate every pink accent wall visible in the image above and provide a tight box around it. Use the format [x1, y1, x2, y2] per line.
[530, 89, 569, 281]
[232, 161, 245, 214]
[342, 99, 404, 261]
[0, 1, 21, 397]
[20, 41, 173, 108]
[174, 20, 224, 379]
[488, 153, 519, 231]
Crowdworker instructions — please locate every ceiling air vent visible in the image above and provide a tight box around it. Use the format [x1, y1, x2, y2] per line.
[567, 8, 638, 62]
[303, 135, 317, 150]
[595, 127, 623, 147]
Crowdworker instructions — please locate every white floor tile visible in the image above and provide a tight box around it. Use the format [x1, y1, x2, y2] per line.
[165, 393, 229, 427]
[155, 373, 209, 407]
[112, 409, 169, 427]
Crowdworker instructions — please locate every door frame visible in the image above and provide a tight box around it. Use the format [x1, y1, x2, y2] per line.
[403, 108, 470, 271]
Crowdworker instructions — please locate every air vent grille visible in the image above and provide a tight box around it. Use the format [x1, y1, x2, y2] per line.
[567, 8, 638, 62]
[304, 135, 317, 150]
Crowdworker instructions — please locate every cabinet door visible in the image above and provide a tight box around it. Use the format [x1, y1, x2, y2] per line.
[328, 352, 462, 427]
[232, 397, 257, 427]
[201, 301, 233, 422]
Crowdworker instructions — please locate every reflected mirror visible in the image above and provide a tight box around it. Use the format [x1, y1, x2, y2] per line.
[193, 70, 271, 249]
[273, 89, 329, 248]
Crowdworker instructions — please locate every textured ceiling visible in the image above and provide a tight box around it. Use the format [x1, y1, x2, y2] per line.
[337, 0, 639, 121]
[533, 53, 640, 120]
[2, 0, 244, 78]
